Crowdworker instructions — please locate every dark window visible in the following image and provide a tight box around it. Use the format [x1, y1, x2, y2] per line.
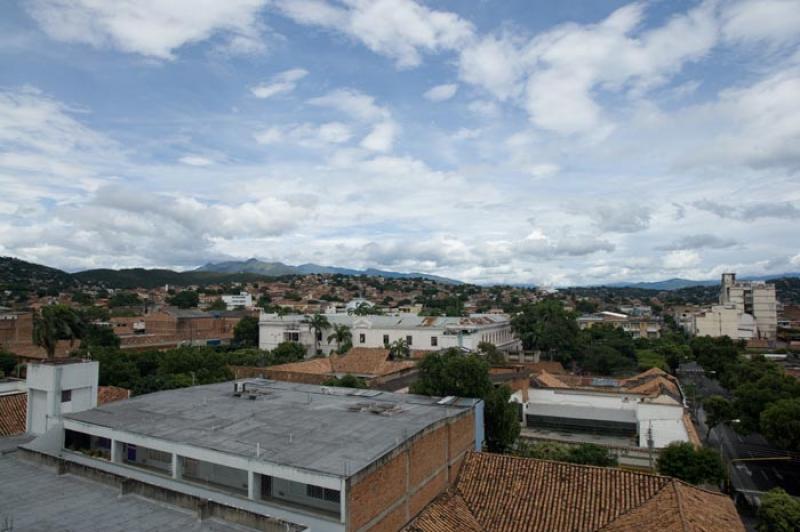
[316, 331, 322, 341]
[359, 333, 366, 344]
[431, 336, 438, 347]
[406, 335, 412, 345]
[61, 389, 72, 403]
[383, 334, 389, 345]
[306, 484, 340, 503]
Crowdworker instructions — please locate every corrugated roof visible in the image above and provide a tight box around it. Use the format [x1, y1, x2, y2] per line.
[0, 392, 26, 437]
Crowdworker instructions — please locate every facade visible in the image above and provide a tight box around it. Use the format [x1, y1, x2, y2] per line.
[719, 273, 777, 340]
[259, 313, 520, 357]
[694, 305, 756, 340]
[24, 378, 483, 532]
[222, 292, 253, 310]
[0, 310, 73, 360]
[576, 311, 663, 339]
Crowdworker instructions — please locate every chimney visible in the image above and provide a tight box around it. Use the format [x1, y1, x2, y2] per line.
[25, 359, 99, 435]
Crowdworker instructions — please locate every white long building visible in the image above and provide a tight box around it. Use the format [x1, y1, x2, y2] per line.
[259, 313, 520, 357]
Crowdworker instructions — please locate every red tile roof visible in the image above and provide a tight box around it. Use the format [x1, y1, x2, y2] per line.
[405, 452, 743, 532]
[0, 393, 26, 437]
[97, 386, 131, 405]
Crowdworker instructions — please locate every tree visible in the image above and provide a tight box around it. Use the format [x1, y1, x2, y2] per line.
[566, 443, 618, 467]
[233, 316, 259, 348]
[760, 398, 800, 451]
[207, 298, 228, 311]
[82, 324, 121, 350]
[327, 324, 352, 354]
[33, 304, 85, 359]
[575, 299, 598, 314]
[168, 290, 199, 309]
[108, 292, 141, 308]
[703, 395, 735, 441]
[302, 314, 330, 355]
[757, 488, 800, 532]
[0, 349, 18, 377]
[323, 374, 367, 389]
[484, 385, 520, 453]
[734, 372, 800, 434]
[511, 300, 578, 361]
[271, 341, 307, 364]
[388, 338, 410, 360]
[581, 344, 636, 375]
[478, 341, 505, 366]
[656, 442, 725, 485]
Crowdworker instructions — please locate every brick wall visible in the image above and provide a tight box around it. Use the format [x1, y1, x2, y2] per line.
[346, 409, 475, 532]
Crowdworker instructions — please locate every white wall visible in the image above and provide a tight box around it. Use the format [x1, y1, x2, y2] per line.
[26, 361, 98, 435]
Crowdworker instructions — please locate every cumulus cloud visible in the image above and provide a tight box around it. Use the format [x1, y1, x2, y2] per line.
[423, 83, 458, 102]
[253, 122, 352, 147]
[251, 68, 308, 98]
[693, 200, 800, 220]
[663, 250, 701, 269]
[588, 203, 652, 233]
[656, 234, 737, 251]
[309, 88, 397, 152]
[25, 0, 269, 59]
[721, 0, 800, 46]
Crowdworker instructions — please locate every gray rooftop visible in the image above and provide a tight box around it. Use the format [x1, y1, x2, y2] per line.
[65, 380, 477, 478]
[260, 313, 509, 331]
[0, 454, 256, 531]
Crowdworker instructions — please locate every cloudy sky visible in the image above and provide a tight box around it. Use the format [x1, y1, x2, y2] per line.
[1, 0, 799, 285]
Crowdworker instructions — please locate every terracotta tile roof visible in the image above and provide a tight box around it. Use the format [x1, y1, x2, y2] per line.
[269, 357, 334, 375]
[97, 386, 131, 405]
[523, 361, 566, 374]
[683, 412, 702, 447]
[405, 452, 743, 532]
[625, 376, 681, 398]
[0, 393, 26, 437]
[533, 370, 569, 388]
[332, 348, 416, 376]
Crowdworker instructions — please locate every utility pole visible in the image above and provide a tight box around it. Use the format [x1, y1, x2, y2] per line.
[647, 422, 655, 471]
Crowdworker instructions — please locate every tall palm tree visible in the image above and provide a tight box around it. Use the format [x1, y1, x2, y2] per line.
[33, 304, 85, 359]
[302, 313, 330, 355]
[388, 338, 410, 360]
[327, 324, 352, 355]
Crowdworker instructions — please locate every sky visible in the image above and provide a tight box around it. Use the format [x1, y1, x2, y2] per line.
[0, 0, 799, 286]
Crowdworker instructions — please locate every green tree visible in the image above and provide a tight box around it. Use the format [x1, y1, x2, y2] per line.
[82, 324, 121, 350]
[734, 372, 800, 434]
[271, 341, 307, 364]
[0, 349, 18, 377]
[207, 298, 228, 311]
[575, 299, 598, 314]
[478, 341, 505, 366]
[327, 324, 353, 354]
[302, 313, 330, 355]
[388, 338, 410, 360]
[656, 442, 725, 485]
[703, 395, 735, 441]
[71, 291, 94, 305]
[581, 344, 636, 375]
[33, 304, 85, 359]
[233, 316, 260, 347]
[566, 443, 618, 467]
[323, 374, 367, 389]
[689, 336, 740, 376]
[168, 290, 199, 308]
[484, 385, 520, 453]
[109, 292, 141, 308]
[757, 488, 800, 532]
[760, 398, 800, 451]
[511, 300, 578, 361]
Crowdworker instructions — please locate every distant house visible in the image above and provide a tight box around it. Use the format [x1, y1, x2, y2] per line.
[405, 452, 744, 532]
[577, 311, 663, 339]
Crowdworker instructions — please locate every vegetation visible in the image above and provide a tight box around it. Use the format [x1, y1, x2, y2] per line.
[516, 441, 618, 467]
[483, 385, 521, 453]
[33, 304, 85, 359]
[233, 316, 259, 347]
[168, 290, 199, 308]
[477, 341, 505, 366]
[108, 291, 141, 308]
[388, 338, 410, 360]
[703, 395, 735, 441]
[81, 324, 121, 350]
[303, 313, 330, 355]
[511, 300, 579, 361]
[327, 324, 353, 354]
[759, 399, 800, 451]
[0, 349, 18, 377]
[207, 298, 228, 311]
[322, 374, 367, 389]
[757, 488, 800, 532]
[656, 442, 725, 485]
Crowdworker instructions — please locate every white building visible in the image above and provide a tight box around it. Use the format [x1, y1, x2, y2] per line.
[259, 313, 520, 357]
[221, 291, 253, 310]
[720, 273, 777, 340]
[693, 304, 756, 340]
[25, 359, 99, 435]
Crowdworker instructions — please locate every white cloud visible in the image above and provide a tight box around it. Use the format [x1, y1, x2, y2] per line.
[360, 121, 397, 152]
[721, 0, 800, 46]
[663, 250, 701, 269]
[423, 83, 458, 102]
[308, 88, 389, 121]
[251, 68, 308, 98]
[272, 0, 474, 68]
[253, 122, 352, 147]
[25, 0, 270, 60]
[179, 155, 214, 166]
[459, 35, 525, 101]
[317, 122, 352, 144]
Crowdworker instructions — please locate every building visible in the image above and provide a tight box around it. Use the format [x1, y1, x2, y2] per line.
[720, 273, 777, 340]
[259, 313, 520, 357]
[222, 291, 253, 310]
[233, 348, 418, 391]
[693, 305, 757, 340]
[576, 311, 663, 339]
[405, 452, 744, 532]
[0, 310, 74, 360]
[21, 376, 483, 531]
[515, 368, 698, 469]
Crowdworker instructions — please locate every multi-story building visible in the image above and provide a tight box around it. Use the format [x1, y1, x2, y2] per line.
[693, 304, 756, 340]
[576, 311, 663, 339]
[720, 273, 777, 340]
[259, 313, 520, 357]
[222, 291, 253, 310]
[20, 366, 483, 532]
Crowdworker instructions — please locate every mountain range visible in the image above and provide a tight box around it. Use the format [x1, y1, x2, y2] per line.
[195, 258, 462, 284]
[602, 273, 800, 291]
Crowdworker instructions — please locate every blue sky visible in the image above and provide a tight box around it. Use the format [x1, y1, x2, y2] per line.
[0, 0, 798, 285]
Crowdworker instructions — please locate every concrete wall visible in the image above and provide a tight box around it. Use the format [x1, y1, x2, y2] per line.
[26, 361, 98, 434]
[345, 410, 475, 532]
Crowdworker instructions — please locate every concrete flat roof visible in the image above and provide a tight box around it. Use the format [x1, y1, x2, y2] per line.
[0, 455, 257, 531]
[65, 380, 477, 478]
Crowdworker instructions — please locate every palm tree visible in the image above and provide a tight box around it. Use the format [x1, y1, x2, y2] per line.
[33, 304, 85, 359]
[302, 313, 330, 355]
[388, 338, 410, 360]
[327, 324, 352, 355]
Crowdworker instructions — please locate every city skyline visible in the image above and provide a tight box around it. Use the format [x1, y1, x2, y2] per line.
[1, 0, 799, 285]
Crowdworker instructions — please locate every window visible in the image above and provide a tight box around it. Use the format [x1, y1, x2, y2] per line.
[61, 389, 72, 403]
[431, 336, 438, 347]
[406, 335, 412, 346]
[359, 333, 366, 344]
[316, 331, 323, 341]
[306, 485, 341, 503]
[383, 334, 389, 345]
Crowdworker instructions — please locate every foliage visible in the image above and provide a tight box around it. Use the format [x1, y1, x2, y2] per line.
[270, 341, 307, 364]
[516, 441, 617, 467]
[168, 290, 199, 308]
[0, 350, 18, 377]
[81, 324, 121, 350]
[656, 442, 725, 485]
[351, 302, 382, 316]
[689, 336, 740, 376]
[511, 300, 578, 360]
[322, 374, 367, 389]
[207, 298, 228, 311]
[635, 349, 667, 371]
[76, 305, 111, 323]
[388, 338, 410, 360]
[410, 349, 492, 398]
[581, 344, 636, 375]
[109, 291, 141, 308]
[733, 370, 800, 434]
[574, 299, 598, 314]
[477, 341, 505, 366]
[703, 395, 735, 441]
[757, 488, 800, 532]
[303, 313, 330, 354]
[71, 291, 94, 305]
[327, 324, 353, 354]
[760, 398, 800, 451]
[233, 316, 259, 347]
[33, 304, 85, 359]
[484, 385, 521, 453]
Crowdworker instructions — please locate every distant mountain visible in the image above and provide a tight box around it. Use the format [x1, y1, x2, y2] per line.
[197, 258, 463, 284]
[601, 273, 800, 291]
[0, 256, 77, 293]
